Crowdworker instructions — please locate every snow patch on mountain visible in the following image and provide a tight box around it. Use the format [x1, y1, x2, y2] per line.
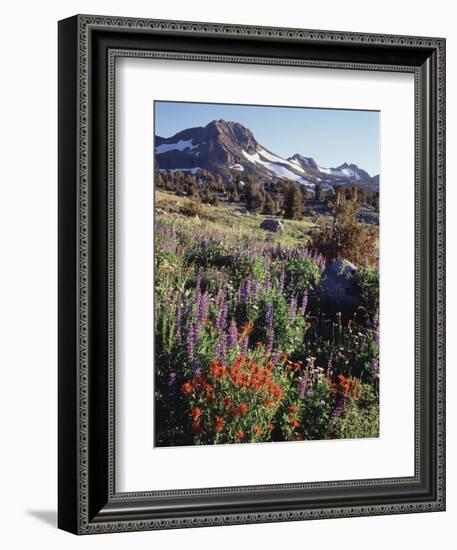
[159, 167, 202, 174]
[242, 150, 304, 181]
[156, 139, 196, 155]
[318, 166, 332, 175]
[288, 155, 318, 171]
[340, 167, 362, 180]
[257, 148, 306, 174]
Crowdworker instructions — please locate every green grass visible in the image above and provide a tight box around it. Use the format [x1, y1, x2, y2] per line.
[155, 190, 320, 248]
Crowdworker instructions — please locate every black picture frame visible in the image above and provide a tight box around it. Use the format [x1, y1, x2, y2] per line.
[58, 14, 446, 534]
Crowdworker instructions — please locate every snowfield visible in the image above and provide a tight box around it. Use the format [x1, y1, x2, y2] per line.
[241, 149, 314, 186]
[159, 167, 202, 174]
[156, 139, 196, 154]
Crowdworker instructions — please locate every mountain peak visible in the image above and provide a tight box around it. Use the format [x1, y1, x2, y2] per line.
[206, 119, 229, 128]
[203, 119, 258, 153]
[337, 162, 362, 171]
[155, 121, 378, 190]
[206, 119, 247, 130]
[331, 162, 372, 182]
[288, 154, 318, 171]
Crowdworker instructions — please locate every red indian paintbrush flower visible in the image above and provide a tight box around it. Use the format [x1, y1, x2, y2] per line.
[214, 416, 225, 433]
[238, 403, 249, 416]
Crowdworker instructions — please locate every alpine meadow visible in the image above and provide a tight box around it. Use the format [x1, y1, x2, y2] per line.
[153, 101, 380, 447]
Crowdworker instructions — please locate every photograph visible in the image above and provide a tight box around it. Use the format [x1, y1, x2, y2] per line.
[153, 101, 381, 447]
[53, 8, 445, 538]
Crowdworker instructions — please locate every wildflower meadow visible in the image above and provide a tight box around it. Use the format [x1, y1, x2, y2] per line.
[154, 190, 379, 447]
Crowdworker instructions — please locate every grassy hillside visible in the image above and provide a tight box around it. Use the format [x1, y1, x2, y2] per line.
[155, 190, 320, 247]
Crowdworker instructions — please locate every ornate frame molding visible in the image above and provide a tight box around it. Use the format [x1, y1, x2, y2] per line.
[58, 14, 445, 534]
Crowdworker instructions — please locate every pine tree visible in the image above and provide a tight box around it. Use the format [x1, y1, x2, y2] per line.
[245, 180, 265, 212]
[284, 182, 303, 220]
[315, 182, 325, 202]
[262, 193, 276, 215]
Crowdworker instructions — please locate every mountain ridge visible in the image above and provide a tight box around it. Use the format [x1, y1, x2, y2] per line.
[155, 119, 379, 191]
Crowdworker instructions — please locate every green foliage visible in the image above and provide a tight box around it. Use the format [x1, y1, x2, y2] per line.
[244, 180, 265, 212]
[332, 399, 379, 439]
[262, 193, 277, 215]
[200, 188, 219, 206]
[355, 267, 380, 315]
[315, 182, 326, 202]
[153, 190, 380, 447]
[284, 182, 303, 220]
[284, 256, 321, 298]
[298, 381, 335, 440]
[235, 256, 265, 283]
[254, 291, 306, 355]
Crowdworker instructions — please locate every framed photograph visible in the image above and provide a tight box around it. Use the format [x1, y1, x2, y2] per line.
[58, 14, 446, 534]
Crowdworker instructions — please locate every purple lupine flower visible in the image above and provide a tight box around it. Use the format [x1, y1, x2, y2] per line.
[313, 252, 325, 271]
[234, 288, 242, 302]
[271, 351, 280, 365]
[265, 303, 274, 354]
[289, 295, 297, 321]
[228, 319, 238, 350]
[299, 291, 308, 316]
[221, 302, 229, 331]
[191, 322, 202, 350]
[241, 334, 249, 356]
[279, 269, 285, 293]
[332, 396, 347, 418]
[215, 331, 228, 364]
[215, 289, 225, 309]
[196, 292, 210, 329]
[265, 302, 273, 327]
[298, 372, 308, 398]
[215, 292, 228, 332]
[252, 280, 260, 301]
[241, 279, 252, 302]
[186, 324, 195, 362]
[192, 364, 201, 377]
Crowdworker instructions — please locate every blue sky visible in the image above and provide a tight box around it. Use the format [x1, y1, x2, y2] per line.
[155, 101, 380, 176]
